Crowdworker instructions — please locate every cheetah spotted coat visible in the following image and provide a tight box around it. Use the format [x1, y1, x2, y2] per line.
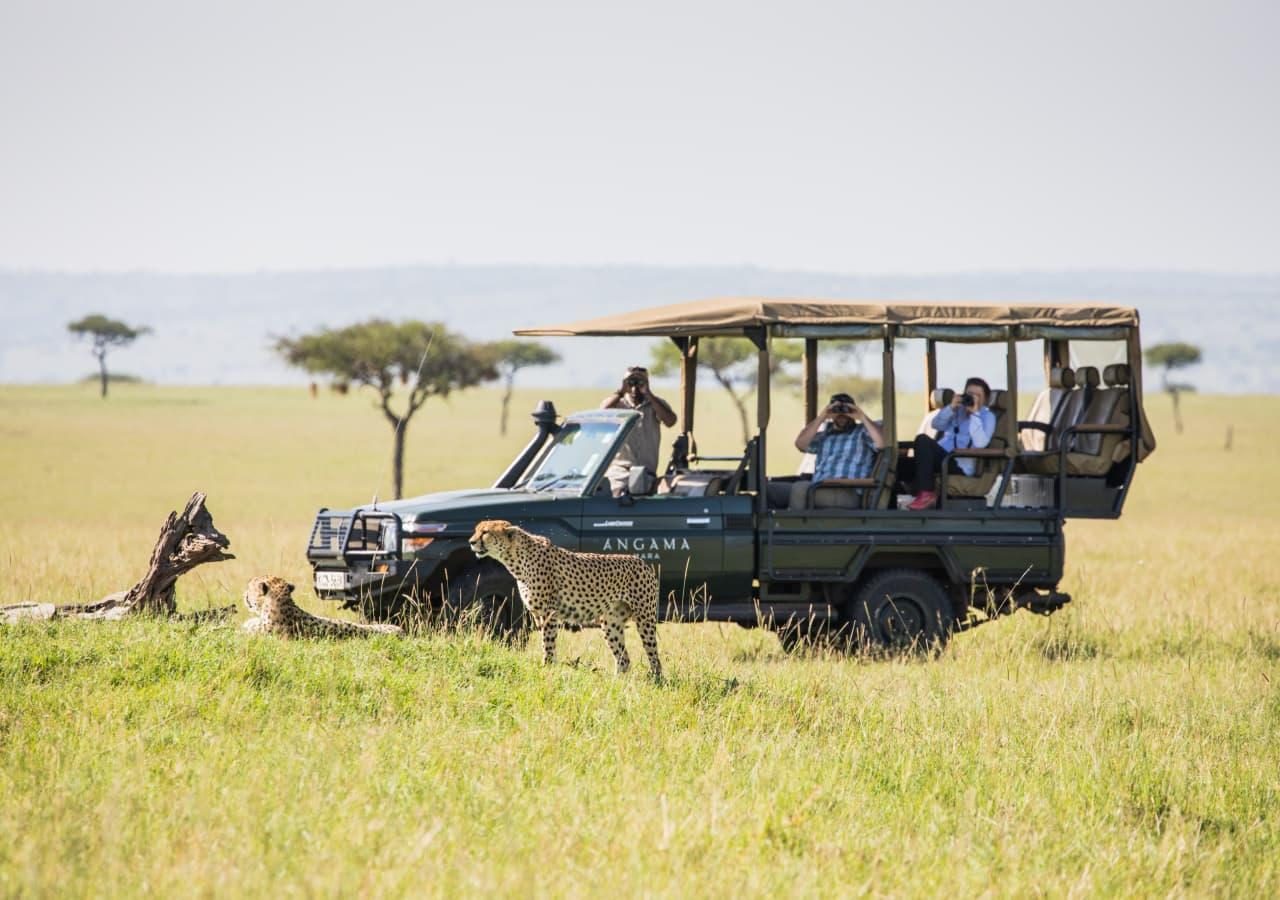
[468, 520, 661, 678]
[242, 576, 403, 638]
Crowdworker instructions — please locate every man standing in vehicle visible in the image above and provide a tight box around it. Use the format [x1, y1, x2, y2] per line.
[787, 392, 886, 507]
[905, 377, 995, 510]
[601, 366, 677, 495]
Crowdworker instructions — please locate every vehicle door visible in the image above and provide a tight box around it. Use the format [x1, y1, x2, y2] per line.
[579, 492, 754, 620]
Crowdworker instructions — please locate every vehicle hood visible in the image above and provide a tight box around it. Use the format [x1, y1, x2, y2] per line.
[349, 488, 563, 521]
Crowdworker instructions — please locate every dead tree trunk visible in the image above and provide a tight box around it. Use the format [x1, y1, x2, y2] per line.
[1, 492, 235, 623]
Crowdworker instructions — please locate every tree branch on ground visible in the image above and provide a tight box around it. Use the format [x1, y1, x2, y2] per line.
[1, 492, 236, 623]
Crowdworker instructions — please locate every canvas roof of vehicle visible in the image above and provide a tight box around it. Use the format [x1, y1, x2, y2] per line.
[514, 298, 1140, 340]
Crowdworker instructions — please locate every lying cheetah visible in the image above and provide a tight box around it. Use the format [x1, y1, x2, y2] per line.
[468, 520, 661, 678]
[242, 576, 403, 639]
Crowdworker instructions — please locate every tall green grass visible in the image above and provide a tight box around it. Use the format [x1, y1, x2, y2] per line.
[1, 383, 1277, 896]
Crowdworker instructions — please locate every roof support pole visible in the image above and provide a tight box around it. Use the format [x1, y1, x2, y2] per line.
[1005, 331, 1018, 450]
[673, 335, 699, 436]
[883, 326, 897, 454]
[924, 338, 937, 408]
[749, 327, 770, 515]
[803, 338, 818, 423]
[1046, 339, 1069, 380]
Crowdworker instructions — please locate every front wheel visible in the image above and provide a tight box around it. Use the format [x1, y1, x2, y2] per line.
[446, 565, 529, 646]
[843, 569, 956, 653]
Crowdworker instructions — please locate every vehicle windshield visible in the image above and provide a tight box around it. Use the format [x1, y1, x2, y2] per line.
[520, 419, 625, 492]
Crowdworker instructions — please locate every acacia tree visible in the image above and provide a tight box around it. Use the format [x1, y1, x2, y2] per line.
[275, 320, 498, 499]
[491, 340, 560, 435]
[67, 314, 151, 398]
[1144, 341, 1202, 434]
[650, 338, 804, 444]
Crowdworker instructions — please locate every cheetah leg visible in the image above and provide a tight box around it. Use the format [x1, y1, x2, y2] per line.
[637, 611, 662, 680]
[603, 615, 631, 674]
[542, 618, 559, 666]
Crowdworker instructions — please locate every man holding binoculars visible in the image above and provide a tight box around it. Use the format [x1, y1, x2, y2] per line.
[788, 391, 886, 507]
[601, 365, 677, 495]
[903, 376, 995, 510]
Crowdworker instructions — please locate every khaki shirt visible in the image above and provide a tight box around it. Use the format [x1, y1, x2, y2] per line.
[612, 393, 662, 472]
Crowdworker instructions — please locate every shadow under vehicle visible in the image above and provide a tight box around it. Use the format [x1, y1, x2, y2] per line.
[306, 299, 1157, 651]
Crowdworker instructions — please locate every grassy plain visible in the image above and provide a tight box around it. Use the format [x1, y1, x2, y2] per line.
[1, 382, 1278, 897]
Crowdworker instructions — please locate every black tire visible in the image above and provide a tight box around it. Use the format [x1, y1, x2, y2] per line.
[844, 569, 956, 653]
[446, 564, 529, 646]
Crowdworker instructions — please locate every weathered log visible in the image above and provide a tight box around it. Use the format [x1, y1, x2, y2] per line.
[0, 492, 234, 623]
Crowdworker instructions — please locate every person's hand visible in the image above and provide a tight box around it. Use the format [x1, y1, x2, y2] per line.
[950, 393, 966, 410]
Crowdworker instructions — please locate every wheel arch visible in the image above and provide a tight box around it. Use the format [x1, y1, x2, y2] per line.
[847, 546, 965, 585]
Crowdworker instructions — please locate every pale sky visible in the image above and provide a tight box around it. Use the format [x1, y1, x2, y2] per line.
[1, 0, 1276, 274]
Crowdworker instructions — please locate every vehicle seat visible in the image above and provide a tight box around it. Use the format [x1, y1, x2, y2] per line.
[946, 388, 1010, 499]
[1019, 367, 1076, 452]
[790, 446, 893, 510]
[658, 470, 725, 497]
[1021, 365, 1131, 476]
[915, 388, 954, 440]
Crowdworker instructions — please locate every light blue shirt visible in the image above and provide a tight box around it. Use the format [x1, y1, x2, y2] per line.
[930, 405, 996, 476]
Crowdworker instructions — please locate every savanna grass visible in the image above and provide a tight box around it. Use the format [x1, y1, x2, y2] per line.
[0, 383, 1277, 896]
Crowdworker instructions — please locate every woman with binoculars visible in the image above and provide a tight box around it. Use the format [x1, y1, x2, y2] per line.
[903, 376, 995, 510]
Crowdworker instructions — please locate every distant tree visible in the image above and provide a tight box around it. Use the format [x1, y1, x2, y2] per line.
[67, 314, 151, 398]
[650, 338, 804, 445]
[275, 320, 498, 499]
[491, 340, 561, 435]
[1144, 341, 1202, 434]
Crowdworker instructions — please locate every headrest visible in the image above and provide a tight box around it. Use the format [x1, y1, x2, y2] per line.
[930, 388, 954, 410]
[1049, 366, 1076, 390]
[987, 389, 1006, 411]
[1076, 366, 1100, 388]
[1103, 363, 1130, 386]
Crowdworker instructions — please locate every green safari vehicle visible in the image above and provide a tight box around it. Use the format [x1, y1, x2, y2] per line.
[306, 299, 1157, 650]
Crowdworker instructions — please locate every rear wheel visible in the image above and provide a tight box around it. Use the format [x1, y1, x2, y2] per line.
[844, 569, 955, 653]
[447, 565, 529, 646]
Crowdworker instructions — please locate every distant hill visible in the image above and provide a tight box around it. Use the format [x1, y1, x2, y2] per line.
[1, 266, 1275, 392]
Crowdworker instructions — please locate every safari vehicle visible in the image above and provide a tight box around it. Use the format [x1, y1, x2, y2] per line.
[306, 299, 1156, 650]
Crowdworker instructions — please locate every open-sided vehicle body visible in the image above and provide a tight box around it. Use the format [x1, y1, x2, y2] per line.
[307, 299, 1156, 649]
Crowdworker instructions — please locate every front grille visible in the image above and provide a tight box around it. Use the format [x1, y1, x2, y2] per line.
[345, 518, 383, 553]
[308, 512, 352, 556]
[307, 509, 398, 560]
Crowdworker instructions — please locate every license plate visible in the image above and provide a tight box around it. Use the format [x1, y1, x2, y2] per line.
[315, 570, 350, 591]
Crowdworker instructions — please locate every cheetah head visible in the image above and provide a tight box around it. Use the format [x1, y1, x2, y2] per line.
[244, 575, 296, 614]
[469, 519, 517, 560]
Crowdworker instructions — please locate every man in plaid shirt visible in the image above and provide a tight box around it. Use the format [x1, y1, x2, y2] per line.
[789, 392, 886, 505]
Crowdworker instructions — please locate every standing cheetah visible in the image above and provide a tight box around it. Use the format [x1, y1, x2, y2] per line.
[468, 520, 661, 678]
[242, 576, 403, 638]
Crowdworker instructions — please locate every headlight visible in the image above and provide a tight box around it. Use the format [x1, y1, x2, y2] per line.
[379, 520, 400, 553]
[400, 521, 447, 556]
[403, 522, 449, 534]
